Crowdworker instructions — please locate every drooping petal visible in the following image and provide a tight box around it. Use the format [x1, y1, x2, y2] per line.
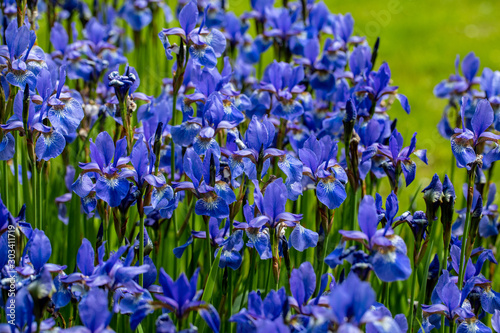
[195, 192, 230, 219]
[47, 97, 84, 136]
[27, 229, 52, 271]
[289, 224, 319, 252]
[35, 130, 66, 161]
[451, 135, 476, 169]
[246, 229, 272, 260]
[95, 175, 130, 207]
[316, 177, 347, 210]
[0, 132, 16, 161]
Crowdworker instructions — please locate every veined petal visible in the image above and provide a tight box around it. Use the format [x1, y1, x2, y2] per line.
[0, 132, 15, 161]
[289, 224, 318, 252]
[171, 122, 201, 147]
[95, 175, 130, 207]
[6, 69, 37, 92]
[316, 177, 347, 209]
[72, 174, 94, 198]
[450, 135, 476, 169]
[193, 136, 221, 157]
[214, 181, 236, 204]
[195, 192, 230, 219]
[401, 160, 417, 186]
[48, 98, 84, 136]
[272, 99, 304, 121]
[246, 229, 272, 260]
[278, 154, 303, 184]
[189, 44, 218, 69]
[35, 130, 66, 161]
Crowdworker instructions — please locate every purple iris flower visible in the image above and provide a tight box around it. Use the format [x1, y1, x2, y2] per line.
[264, 7, 302, 42]
[158, 0, 226, 69]
[60, 287, 115, 333]
[451, 97, 500, 169]
[108, 66, 140, 104]
[122, 134, 166, 189]
[60, 239, 149, 298]
[362, 128, 427, 189]
[327, 273, 404, 331]
[230, 288, 288, 332]
[299, 134, 347, 209]
[173, 148, 230, 219]
[234, 178, 317, 253]
[130, 269, 220, 332]
[45, 65, 85, 138]
[74, 132, 130, 207]
[288, 262, 332, 314]
[260, 61, 306, 120]
[0, 19, 38, 92]
[447, 245, 499, 315]
[354, 62, 411, 116]
[481, 67, 500, 112]
[434, 52, 480, 99]
[224, 116, 303, 198]
[339, 195, 412, 282]
[422, 269, 477, 327]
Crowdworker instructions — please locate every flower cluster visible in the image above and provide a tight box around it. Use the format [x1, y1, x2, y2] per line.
[0, 0, 500, 333]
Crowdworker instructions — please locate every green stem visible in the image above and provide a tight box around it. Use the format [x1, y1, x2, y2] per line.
[1, 162, 8, 209]
[457, 167, 476, 289]
[239, 249, 255, 312]
[38, 164, 43, 230]
[139, 212, 144, 286]
[170, 92, 178, 182]
[33, 160, 38, 229]
[14, 132, 19, 213]
[173, 213, 179, 275]
[407, 262, 418, 332]
[205, 216, 212, 267]
[20, 142, 30, 221]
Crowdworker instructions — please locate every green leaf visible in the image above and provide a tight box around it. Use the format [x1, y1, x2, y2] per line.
[195, 250, 222, 331]
[202, 249, 222, 304]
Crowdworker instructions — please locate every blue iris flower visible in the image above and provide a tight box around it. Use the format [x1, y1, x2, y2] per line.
[130, 269, 220, 333]
[434, 52, 479, 100]
[362, 128, 428, 188]
[234, 178, 317, 253]
[158, 0, 226, 69]
[260, 61, 306, 121]
[74, 132, 130, 208]
[60, 287, 114, 333]
[174, 217, 244, 270]
[327, 273, 404, 331]
[451, 97, 500, 169]
[338, 195, 412, 282]
[298, 134, 347, 209]
[173, 147, 231, 219]
[0, 19, 38, 92]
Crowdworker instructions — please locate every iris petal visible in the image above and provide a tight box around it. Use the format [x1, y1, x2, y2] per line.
[316, 177, 347, 210]
[35, 130, 66, 161]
